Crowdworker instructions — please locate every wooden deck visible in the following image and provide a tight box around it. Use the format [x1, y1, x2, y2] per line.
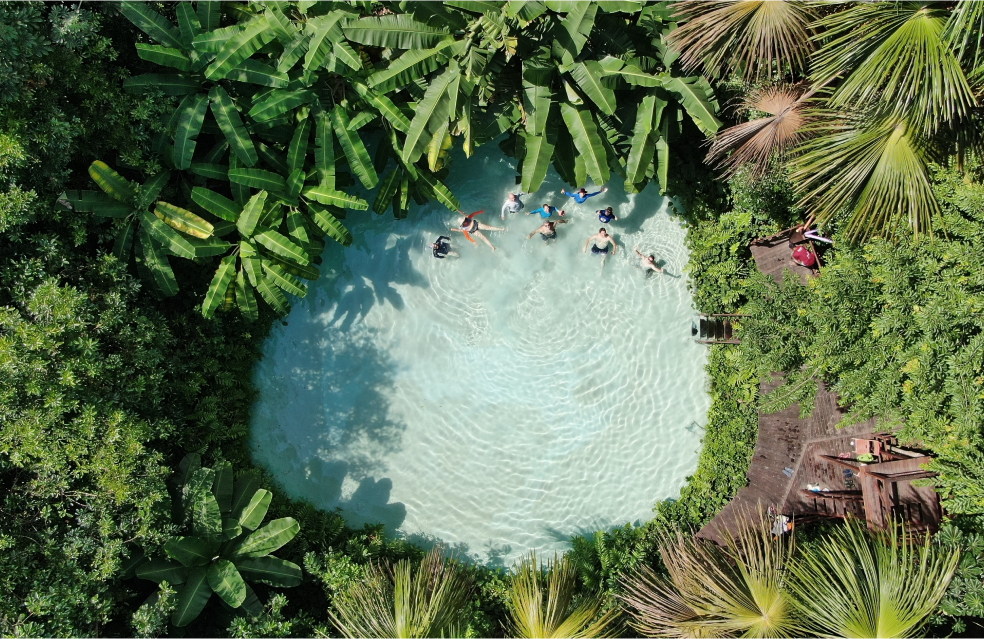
[749, 230, 819, 284]
[697, 380, 876, 545]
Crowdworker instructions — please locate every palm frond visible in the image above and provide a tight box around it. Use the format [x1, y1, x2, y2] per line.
[508, 553, 616, 639]
[788, 519, 959, 638]
[667, 0, 816, 81]
[811, 2, 975, 136]
[329, 548, 473, 639]
[790, 112, 940, 242]
[706, 84, 814, 180]
[944, 0, 984, 90]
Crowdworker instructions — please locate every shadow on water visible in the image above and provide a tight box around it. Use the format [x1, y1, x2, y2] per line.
[400, 530, 515, 569]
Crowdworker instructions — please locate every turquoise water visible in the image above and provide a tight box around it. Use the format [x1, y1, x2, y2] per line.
[250, 144, 709, 565]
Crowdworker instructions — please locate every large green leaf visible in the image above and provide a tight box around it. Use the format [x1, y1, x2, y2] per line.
[660, 75, 721, 136]
[314, 112, 335, 187]
[362, 89, 411, 132]
[372, 169, 401, 215]
[287, 118, 311, 175]
[308, 204, 354, 246]
[249, 89, 317, 122]
[402, 67, 456, 164]
[154, 201, 214, 238]
[172, 567, 212, 627]
[612, 62, 661, 87]
[523, 81, 553, 136]
[229, 168, 286, 191]
[189, 162, 229, 180]
[256, 275, 291, 315]
[265, 251, 322, 280]
[136, 558, 190, 584]
[342, 15, 450, 49]
[225, 58, 291, 87]
[139, 210, 197, 259]
[235, 270, 259, 321]
[191, 25, 239, 54]
[206, 17, 276, 80]
[123, 73, 200, 95]
[114, 218, 137, 261]
[173, 93, 209, 170]
[164, 536, 218, 568]
[191, 491, 223, 539]
[236, 489, 272, 530]
[187, 236, 233, 257]
[521, 132, 556, 193]
[198, 1, 220, 31]
[263, 263, 307, 297]
[141, 171, 171, 202]
[415, 171, 460, 211]
[231, 474, 261, 521]
[254, 229, 310, 266]
[570, 61, 617, 115]
[207, 559, 248, 608]
[560, 103, 609, 185]
[556, 1, 597, 56]
[655, 130, 669, 194]
[366, 43, 454, 92]
[331, 107, 378, 189]
[192, 187, 240, 222]
[304, 13, 346, 71]
[137, 230, 180, 297]
[209, 86, 258, 166]
[334, 40, 362, 71]
[303, 185, 369, 210]
[120, 1, 183, 49]
[203, 255, 238, 318]
[88, 161, 136, 203]
[278, 32, 311, 73]
[235, 556, 302, 588]
[234, 517, 300, 558]
[136, 44, 191, 71]
[625, 92, 663, 185]
[236, 191, 268, 238]
[507, 0, 548, 21]
[63, 190, 132, 217]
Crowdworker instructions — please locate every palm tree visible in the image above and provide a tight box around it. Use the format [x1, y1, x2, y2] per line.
[619, 509, 797, 638]
[328, 548, 474, 638]
[507, 552, 616, 639]
[788, 520, 959, 638]
[667, 1, 816, 81]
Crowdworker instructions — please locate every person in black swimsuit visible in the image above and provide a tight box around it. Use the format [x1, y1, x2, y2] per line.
[450, 212, 504, 250]
[431, 235, 457, 258]
[526, 219, 568, 243]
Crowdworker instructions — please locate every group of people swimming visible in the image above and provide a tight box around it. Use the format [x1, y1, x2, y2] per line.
[430, 185, 664, 275]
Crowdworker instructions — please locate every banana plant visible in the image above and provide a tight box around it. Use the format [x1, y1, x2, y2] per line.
[129, 455, 302, 628]
[63, 161, 224, 297]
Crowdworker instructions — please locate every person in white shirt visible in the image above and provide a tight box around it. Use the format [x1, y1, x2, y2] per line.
[501, 192, 525, 219]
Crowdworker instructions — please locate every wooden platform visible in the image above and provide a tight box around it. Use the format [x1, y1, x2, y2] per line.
[749, 230, 819, 285]
[697, 380, 877, 546]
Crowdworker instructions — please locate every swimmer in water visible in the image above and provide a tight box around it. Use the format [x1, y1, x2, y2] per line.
[501, 192, 525, 220]
[450, 210, 504, 250]
[528, 203, 561, 218]
[526, 218, 568, 242]
[431, 235, 458, 258]
[561, 186, 607, 204]
[597, 207, 618, 224]
[634, 246, 664, 274]
[583, 228, 618, 265]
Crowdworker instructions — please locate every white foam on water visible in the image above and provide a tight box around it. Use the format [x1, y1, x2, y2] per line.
[250, 144, 710, 566]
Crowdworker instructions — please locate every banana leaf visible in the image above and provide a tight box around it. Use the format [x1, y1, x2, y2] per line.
[137, 231, 180, 297]
[304, 13, 346, 72]
[89, 161, 137, 203]
[233, 517, 300, 558]
[262, 263, 308, 297]
[560, 103, 609, 185]
[308, 203, 353, 246]
[331, 107, 378, 189]
[120, 1, 183, 49]
[136, 44, 191, 71]
[229, 168, 286, 191]
[660, 75, 721, 136]
[303, 185, 369, 210]
[236, 191, 269, 237]
[225, 59, 290, 87]
[202, 255, 238, 318]
[63, 190, 132, 217]
[173, 93, 209, 170]
[366, 43, 453, 92]
[253, 229, 310, 266]
[235, 556, 302, 588]
[235, 270, 259, 321]
[206, 559, 248, 608]
[278, 32, 311, 73]
[249, 89, 317, 122]
[521, 130, 556, 192]
[415, 171, 460, 211]
[314, 112, 335, 187]
[342, 14, 450, 49]
[402, 67, 456, 164]
[139, 210, 197, 259]
[154, 201, 214, 238]
[256, 275, 291, 315]
[191, 187, 240, 222]
[213, 461, 234, 514]
[171, 567, 212, 627]
[123, 73, 201, 95]
[189, 162, 229, 180]
[206, 16, 277, 80]
[136, 558, 190, 585]
[570, 60, 617, 115]
[164, 536, 219, 568]
[209, 86, 258, 166]
[287, 118, 311, 175]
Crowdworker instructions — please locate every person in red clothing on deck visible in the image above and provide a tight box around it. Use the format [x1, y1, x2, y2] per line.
[792, 245, 816, 267]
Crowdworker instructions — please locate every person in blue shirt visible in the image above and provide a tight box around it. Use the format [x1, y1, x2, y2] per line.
[597, 207, 618, 224]
[528, 203, 563, 218]
[561, 186, 607, 204]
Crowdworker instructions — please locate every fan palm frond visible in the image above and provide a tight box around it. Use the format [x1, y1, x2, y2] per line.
[811, 2, 975, 136]
[508, 552, 616, 639]
[790, 112, 939, 241]
[707, 84, 814, 180]
[620, 509, 798, 638]
[944, 0, 984, 90]
[788, 520, 959, 638]
[329, 548, 474, 638]
[667, 0, 816, 81]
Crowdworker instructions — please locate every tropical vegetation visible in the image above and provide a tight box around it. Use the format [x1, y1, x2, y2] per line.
[3, 0, 984, 637]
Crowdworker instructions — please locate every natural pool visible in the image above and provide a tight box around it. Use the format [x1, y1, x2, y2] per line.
[250, 144, 710, 565]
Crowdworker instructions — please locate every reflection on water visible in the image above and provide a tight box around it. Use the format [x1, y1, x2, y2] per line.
[250, 143, 710, 565]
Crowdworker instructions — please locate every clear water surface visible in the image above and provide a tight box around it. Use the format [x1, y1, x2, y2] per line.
[250, 143, 710, 566]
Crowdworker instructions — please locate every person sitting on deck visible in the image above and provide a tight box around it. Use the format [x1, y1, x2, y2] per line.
[792, 245, 816, 268]
[561, 186, 607, 204]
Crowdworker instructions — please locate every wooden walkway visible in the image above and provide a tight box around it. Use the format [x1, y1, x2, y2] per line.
[697, 380, 876, 545]
[749, 230, 819, 284]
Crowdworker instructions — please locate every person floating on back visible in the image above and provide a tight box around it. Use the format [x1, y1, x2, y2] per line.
[597, 207, 618, 224]
[501, 192, 525, 220]
[451, 210, 504, 251]
[584, 228, 617, 264]
[561, 186, 607, 204]
[528, 203, 562, 218]
[432, 235, 458, 259]
[634, 246, 664, 275]
[526, 218, 568, 243]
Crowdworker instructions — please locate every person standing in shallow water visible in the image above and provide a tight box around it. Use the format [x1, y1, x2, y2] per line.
[451, 211, 504, 251]
[597, 207, 618, 224]
[526, 218, 568, 243]
[528, 203, 561, 218]
[634, 246, 663, 274]
[501, 192, 525, 220]
[431, 235, 458, 258]
[584, 228, 618, 265]
[561, 186, 607, 204]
